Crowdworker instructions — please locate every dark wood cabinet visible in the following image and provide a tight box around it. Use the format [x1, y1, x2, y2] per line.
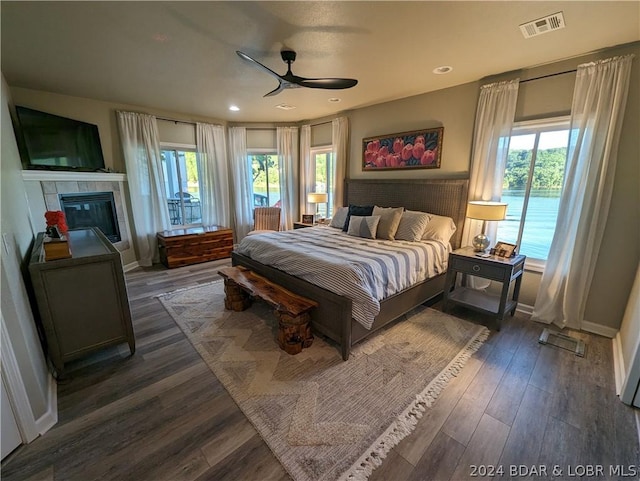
[157, 225, 233, 268]
[28, 227, 135, 376]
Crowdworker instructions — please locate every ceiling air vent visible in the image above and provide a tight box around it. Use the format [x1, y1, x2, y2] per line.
[520, 12, 565, 39]
[275, 103, 296, 111]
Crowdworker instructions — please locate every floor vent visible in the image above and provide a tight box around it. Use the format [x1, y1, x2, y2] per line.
[539, 328, 585, 357]
[520, 12, 565, 39]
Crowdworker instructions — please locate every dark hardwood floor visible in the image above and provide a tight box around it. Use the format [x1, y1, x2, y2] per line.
[2, 259, 639, 481]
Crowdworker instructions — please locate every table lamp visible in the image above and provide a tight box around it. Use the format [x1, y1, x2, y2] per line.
[467, 201, 508, 252]
[307, 192, 328, 223]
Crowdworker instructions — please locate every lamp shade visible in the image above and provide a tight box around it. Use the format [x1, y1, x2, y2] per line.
[307, 192, 328, 204]
[466, 201, 507, 221]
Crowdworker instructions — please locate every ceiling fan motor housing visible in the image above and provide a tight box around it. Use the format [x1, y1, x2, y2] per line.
[281, 50, 297, 63]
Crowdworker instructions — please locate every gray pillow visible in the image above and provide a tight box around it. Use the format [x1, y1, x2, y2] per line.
[395, 210, 432, 242]
[329, 206, 349, 228]
[347, 215, 381, 239]
[372, 206, 404, 240]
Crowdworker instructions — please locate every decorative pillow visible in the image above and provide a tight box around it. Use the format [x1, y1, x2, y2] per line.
[342, 204, 374, 231]
[421, 214, 457, 243]
[329, 206, 349, 229]
[347, 215, 380, 239]
[395, 210, 432, 242]
[372, 206, 404, 240]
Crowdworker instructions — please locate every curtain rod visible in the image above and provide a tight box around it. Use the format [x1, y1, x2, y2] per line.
[156, 116, 197, 125]
[520, 68, 577, 84]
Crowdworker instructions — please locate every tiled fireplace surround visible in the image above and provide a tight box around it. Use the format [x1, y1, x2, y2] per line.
[23, 171, 132, 255]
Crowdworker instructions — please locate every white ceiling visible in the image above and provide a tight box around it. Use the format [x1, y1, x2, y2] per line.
[2, 1, 639, 123]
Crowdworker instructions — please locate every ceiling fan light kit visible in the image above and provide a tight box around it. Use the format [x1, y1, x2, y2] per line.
[236, 50, 358, 97]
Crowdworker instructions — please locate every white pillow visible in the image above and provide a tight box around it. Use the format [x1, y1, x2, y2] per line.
[422, 214, 457, 243]
[395, 210, 432, 242]
[329, 207, 348, 229]
[347, 215, 381, 239]
[372, 206, 404, 240]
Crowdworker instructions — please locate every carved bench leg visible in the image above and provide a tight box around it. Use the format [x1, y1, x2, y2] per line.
[276, 312, 313, 355]
[223, 278, 251, 311]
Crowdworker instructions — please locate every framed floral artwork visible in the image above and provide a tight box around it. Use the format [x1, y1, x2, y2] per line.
[362, 127, 443, 171]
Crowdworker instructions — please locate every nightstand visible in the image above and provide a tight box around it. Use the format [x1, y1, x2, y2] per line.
[443, 246, 526, 330]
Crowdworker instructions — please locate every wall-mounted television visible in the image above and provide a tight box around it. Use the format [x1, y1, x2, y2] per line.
[15, 106, 106, 172]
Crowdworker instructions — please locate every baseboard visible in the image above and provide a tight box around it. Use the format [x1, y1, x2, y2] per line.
[123, 261, 140, 272]
[516, 302, 534, 317]
[581, 320, 618, 338]
[612, 334, 626, 396]
[34, 374, 58, 436]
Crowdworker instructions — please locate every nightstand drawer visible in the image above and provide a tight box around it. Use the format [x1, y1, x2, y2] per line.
[450, 257, 507, 281]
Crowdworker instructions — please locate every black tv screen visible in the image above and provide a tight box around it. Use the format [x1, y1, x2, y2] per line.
[16, 106, 105, 171]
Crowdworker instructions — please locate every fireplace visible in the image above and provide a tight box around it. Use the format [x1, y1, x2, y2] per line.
[60, 192, 121, 243]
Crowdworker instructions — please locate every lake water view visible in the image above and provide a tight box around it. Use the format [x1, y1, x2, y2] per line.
[496, 189, 562, 260]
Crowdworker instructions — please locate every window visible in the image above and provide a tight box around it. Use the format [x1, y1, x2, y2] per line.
[249, 152, 280, 207]
[161, 147, 202, 226]
[311, 148, 334, 219]
[496, 118, 570, 262]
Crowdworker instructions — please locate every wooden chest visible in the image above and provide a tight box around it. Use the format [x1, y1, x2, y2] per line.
[157, 225, 234, 268]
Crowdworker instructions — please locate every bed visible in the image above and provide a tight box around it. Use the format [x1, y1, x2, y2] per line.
[232, 178, 469, 360]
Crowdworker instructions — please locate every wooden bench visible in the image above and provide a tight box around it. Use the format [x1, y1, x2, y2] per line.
[218, 266, 318, 355]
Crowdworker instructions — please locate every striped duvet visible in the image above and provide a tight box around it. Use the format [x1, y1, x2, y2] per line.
[235, 227, 449, 329]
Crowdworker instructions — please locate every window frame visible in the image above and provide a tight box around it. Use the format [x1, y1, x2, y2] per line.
[501, 116, 571, 271]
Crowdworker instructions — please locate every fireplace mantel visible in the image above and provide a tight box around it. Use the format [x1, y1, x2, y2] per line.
[22, 170, 127, 182]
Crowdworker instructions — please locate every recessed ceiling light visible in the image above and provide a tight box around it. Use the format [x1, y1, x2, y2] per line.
[229, 105, 240, 111]
[328, 98, 341, 103]
[433, 66, 453, 75]
[275, 103, 296, 111]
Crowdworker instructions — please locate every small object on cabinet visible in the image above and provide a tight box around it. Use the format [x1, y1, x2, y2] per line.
[301, 214, 315, 225]
[43, 235, 72, 261]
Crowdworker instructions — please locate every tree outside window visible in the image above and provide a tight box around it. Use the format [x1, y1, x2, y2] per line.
[249, 153, 280, 207]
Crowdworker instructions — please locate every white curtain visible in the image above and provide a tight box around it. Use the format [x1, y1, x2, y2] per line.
[117, 111, 170, 267]
[196, 123, 231, 228]
[228, 127, 253, 240]
[532, 55, 634, 329]
[277, 126, 299, 230]
[299, 124, 314, 218]
[463, 79, 520, 247]
[332, 117, 349, 211]
[462, 80, 519, 288]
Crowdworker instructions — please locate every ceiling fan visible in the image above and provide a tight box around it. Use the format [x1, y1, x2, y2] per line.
[236, 50, 358, 97]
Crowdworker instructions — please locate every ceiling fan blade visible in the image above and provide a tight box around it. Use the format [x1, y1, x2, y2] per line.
[264, 82, 285, 97]
[236, 51, 281, 80]
[297, 78, 358, 90]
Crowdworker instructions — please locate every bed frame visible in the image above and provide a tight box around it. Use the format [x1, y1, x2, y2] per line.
[232, 178, 469, 360]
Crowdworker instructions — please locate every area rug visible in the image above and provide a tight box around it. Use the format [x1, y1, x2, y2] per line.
[158, 280, 488, 481]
